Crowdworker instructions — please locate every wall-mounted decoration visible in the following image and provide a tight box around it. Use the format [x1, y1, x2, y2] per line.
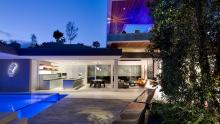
[8, 62, 18, 77]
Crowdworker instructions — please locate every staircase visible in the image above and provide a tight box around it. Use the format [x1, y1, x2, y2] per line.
[0, 112, 27, 124]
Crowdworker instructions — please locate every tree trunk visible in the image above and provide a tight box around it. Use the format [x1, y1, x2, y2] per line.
[195, 0, 212, 105]
[215, 29, 220, 78]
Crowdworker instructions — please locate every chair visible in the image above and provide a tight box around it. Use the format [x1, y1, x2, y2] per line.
[136, 78, 146, 87]
[118, 80, 129, 89]
[128, 80, 136, 87]
[100, 80, 106, 88]
[89, 77, 95, 87]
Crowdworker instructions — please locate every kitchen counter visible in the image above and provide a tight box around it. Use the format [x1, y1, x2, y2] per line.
[39, 78, 84, 90]
[39, 78, 63, 90]
[43, 78, 65, 81]
[63, 78, 83, 89]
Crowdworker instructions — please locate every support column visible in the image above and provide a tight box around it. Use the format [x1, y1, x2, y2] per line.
[111, 63, 114, 88]
[141, 60, 145, 79]
[84, 65, 88, 85]
[113, 59, 119, 89]
[145, 60, 148, 80]
[95, 65, 97, 80]
[30, 60, 39, 91]
[153, 59, 155, 78]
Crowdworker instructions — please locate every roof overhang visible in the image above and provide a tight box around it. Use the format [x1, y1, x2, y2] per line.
[18, 48, 122, 56]
[108, 40, 151, 48]
[0, 46, 122, 60]
[20, 56, 121, 60]
[120, 52, 159, 59]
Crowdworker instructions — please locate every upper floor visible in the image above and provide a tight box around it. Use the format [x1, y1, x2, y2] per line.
[107, 0, 154, 54]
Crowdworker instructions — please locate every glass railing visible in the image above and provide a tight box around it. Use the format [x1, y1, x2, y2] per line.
[107, 33, 152, 41]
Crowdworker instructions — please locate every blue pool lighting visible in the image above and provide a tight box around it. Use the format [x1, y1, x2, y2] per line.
[0, 93, 66, 118]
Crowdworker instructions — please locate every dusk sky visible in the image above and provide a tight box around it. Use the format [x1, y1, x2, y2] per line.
[0, 0, 107, 47]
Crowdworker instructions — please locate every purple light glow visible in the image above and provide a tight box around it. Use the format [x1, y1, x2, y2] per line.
[109, 0, 154, 34]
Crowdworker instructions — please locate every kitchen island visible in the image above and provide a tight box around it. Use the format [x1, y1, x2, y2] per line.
[39, 76, 83, 90]
[63, 78, 83, 89]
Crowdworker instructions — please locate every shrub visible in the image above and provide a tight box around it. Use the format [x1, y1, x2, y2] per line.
[150, 103, 219, 124]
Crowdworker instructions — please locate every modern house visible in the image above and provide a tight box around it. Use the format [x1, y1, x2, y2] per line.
[0, 0, 160, 92]
[107, 0, 160, 82]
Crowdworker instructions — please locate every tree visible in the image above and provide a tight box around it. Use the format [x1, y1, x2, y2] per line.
[0, 40, 7, 46]
[59, 37, 66, 44]
[148, 0, 220, 122]
[66, 21, 78, 44]
[206, 0, 220, 80]
[8, 40, 21, 49]
[53, 30, 64, 43]
[149, 0, 219, 107]
[30, 34, 38, 48]
[92, 41, 100, 48]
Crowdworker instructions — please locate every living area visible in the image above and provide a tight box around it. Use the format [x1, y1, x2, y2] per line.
[34, 58, 161, 91]
[117, 59, 161, 89]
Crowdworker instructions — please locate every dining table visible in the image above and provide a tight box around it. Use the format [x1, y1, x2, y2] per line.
[90, 79, 105, 88]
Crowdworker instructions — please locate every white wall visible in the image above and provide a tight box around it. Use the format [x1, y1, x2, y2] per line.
[57, 64, 85, 79]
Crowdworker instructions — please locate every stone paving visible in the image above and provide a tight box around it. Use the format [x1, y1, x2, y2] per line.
[29, 88, 144, 124]
[28, 98, 130, 124]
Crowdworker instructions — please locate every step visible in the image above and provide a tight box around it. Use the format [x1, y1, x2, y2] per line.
[112, 119, 138, 124]
[7, 118, 27, 124]
[0, 112, 17, 124]
[120, 111, 142, 119]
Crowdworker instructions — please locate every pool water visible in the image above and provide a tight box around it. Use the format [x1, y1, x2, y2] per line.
[0, 93, 66, 118]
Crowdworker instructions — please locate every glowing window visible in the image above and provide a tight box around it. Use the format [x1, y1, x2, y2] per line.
[123, 24, 154, 33]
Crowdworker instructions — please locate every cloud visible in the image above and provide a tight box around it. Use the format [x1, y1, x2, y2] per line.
[0, 30, 12, 37]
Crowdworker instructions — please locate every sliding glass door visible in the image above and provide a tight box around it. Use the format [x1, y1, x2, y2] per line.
[118, 65, 141, 82]
[87, 65, 111, 84]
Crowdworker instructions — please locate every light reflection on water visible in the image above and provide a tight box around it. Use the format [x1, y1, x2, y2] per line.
[0, 93, 64, 118]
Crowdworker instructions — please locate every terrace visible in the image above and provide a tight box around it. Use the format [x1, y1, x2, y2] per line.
[28, 88, 147, 124]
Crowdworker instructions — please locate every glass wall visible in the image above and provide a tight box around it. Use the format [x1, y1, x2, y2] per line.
[87, 65, 111, 84]
[118, 65, 141, 82]
[147, 60, 154, 79]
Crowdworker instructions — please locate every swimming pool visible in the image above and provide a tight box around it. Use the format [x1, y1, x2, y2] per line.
[0, 93, 66, 118]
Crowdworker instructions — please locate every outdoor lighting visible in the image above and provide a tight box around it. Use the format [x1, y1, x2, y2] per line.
[96, 66, 102, 71]
[8, 62, 18, 77]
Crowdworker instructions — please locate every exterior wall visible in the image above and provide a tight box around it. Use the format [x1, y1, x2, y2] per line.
[0, 59, 31, 92]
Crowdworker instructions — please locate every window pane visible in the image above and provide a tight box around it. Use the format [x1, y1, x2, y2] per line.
[87, 65, 111, 84]
[118, 65, 141, 82]
[88, 65, 95, 77]
[96, 65, 111, 76]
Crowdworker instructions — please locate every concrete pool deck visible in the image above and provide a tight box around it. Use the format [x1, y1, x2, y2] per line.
[29, 88, 144, 124]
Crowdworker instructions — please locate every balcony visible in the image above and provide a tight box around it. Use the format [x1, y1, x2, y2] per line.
[107, 33, 152, 42]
